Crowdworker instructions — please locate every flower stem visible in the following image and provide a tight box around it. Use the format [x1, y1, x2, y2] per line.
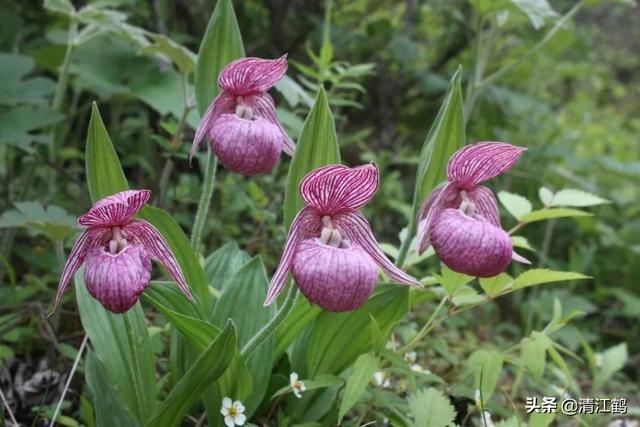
[52, 20, 77, 111]
[241, 283, 298, 358]
[123, 313, 146, 422]
[395, 218, 416, 268]
[190, 146, 218, 254]
[400, 296, 447, 353]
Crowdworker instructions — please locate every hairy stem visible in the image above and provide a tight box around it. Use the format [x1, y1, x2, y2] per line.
[123, 313, 146, 422]
[190, 146, 218, 254]
[241, 284, 298, 358]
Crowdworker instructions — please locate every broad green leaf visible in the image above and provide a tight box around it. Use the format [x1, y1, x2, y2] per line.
[145, 281, 201, 319]
[538, 187, 554, 206]
[550, 189, 609, 207]
[204, 241, 250, 293]
[412, 66, 464, 211]
[0, 53, 56, 106]
[76, 273, 156, 423]
[511, 0, 558, 29]
[438, 266, 473, 297]
[275, 297, 322, 358]
[283, 86, 340, 227]
[147, 322, 237, 427]
[519, 208, 591, 223]
[271, 374, 343, 399]
[194, 0, 245, 115]
[529, 412, 556, 427]
[0, 202, 77, 241]
[479, 273, 513, 297]
[44, 0, 76, 16]
[211, 257, 276, 413]
[594, 343, 628, 389]
[338, 353, 379, 423]
[498, 191, 532, 219]
[408, 387, 456, 427]
[512, 269, 589, 290]
[139, 34, 196, 75]
[467, 350, 504, 401]
[521, 332, 551, 380]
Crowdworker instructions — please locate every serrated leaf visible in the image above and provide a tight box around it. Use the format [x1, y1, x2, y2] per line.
[521, 332, 550, 379]
[510, 0, 558, 29]
[438, 266, 473, 297]
[550, 189, 609, 207]
[194, 0, 244, 115]
[467, 350, 503, 401]
[512, 269, 589, 290]
[479, 273, 513, 297]
[538, 187, 554, 206]
[409, 387, 456, 427]
[337, 353, 379, 422]
[511, 235, 534, 251]
[498, 191, 532, 219]
[283, 86, 340, 227]
[519, 208, 591, 223]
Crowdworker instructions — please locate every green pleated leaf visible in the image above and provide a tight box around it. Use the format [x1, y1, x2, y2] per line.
[85, 104, 209, 313]
[85, 102, 128, 200]
[194, 0, 245, 115]
[283, 86, 341, 227]
[147, 321, 237, 427]
[204, 241, 251, 293]
[412, 66, 464, 209]
[337, 353, 379, 423]
[145, 281, 201, 319]
[275, 297, 322, 358]
[76, 273, 156, 423]
[211, 257, 275, 414]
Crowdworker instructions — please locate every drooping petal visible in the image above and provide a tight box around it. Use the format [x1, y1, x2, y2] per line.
[467, 185, 500, 226]
[300, 164, 379, 215]
[333, 209, 420, 286]
[78, 190, 151, 227]
[447, 142, 527, 188]
[123, 220, 193, 300]
[429, 208, 513, 277]
[245, 92, 295, 155]
[52, 227, 112, 313]
[84, 245, 152, 313]
[512, 251, 531, 264]
[292, 239, 378, 312]
[416, 183, 459, 254]
[211, 113, 282, 176]
[218, 55, 288, 95]
[190, 91, 236, 162]
[264, 207, 320, 306]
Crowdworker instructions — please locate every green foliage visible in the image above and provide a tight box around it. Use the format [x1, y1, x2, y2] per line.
[337, 353, 379, 422]
[408, 387, 456, 427]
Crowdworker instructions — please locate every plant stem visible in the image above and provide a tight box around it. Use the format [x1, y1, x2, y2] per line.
[190, 146, 218, 254]
[49, 335, 88, 427]
[123, 313, 146, 422]
[401, 296, 448, 353]
[395, 218, 416, 268]
[241, 283, 298, 358]
[52, 20, 77, 111]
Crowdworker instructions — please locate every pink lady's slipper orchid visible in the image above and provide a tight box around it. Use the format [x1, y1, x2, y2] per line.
[53, 190, 192, 313]
[264, 164, 419, 312]
[191, 55, 295, 176]
[416, 142, 530, 277]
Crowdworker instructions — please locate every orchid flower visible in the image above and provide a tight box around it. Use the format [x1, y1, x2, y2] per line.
[53, 190, 192, 313]
[191, 55, 295, 176]
[264, 163, 419, 312]
[416, 142, 530, 277]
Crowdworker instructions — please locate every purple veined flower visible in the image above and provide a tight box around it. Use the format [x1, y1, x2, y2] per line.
[53, 190, 193, 314]
[416, 142, 531, 277]
[264, 163, 420, 312]
[190, 55, 295, 176]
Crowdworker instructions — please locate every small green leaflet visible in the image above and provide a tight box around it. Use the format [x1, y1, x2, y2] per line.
[409, 387, 456, 427]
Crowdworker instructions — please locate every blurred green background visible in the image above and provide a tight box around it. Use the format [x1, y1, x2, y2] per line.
[0, 0, 638, 425]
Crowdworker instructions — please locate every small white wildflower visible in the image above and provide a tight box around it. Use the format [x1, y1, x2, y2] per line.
[289, 372, 306, 398]
[373, 371, 391, 388]
[403, 351, 417, 364]
[410, 363, 431, 374]
[220, 397, 246, 427]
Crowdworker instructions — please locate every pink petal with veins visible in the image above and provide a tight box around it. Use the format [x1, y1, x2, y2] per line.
[292, 239, 377, 312]
[429, 209, 513, 277]
[123, 219, 193, 300]
[333, 209, 420, 286]
[84, 245, 152, 313]
[78, 190, 150, 227]
[52, 227, 112, 313]
[447, 142, 526, 188]
[190, 91, 236, 161]
[244, 93, 295, 155]
[218, 55, 288, 95]
[300, 164, 379, 215]
[416, 183, 459, 254]
[210, 113, 282, 176]
[467, 186, 500, 226]
[264, 207, 320, 306]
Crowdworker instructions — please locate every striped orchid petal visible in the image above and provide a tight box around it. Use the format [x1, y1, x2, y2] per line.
[123, 220, 193, 300]
[219, 55, 288, 95]
[447, 142, 526, 188]
[416, 183, 459, 254]
[245, 92, 295, 155]
[79, 190, 150, 227]
[264, 207, 319, 306]
[468, 186, 500, 226]
[333, 209, 420, 286]
[52, 227, 112, 313]
[190, 91, 236, 161]
[300, 164, 379, 215]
